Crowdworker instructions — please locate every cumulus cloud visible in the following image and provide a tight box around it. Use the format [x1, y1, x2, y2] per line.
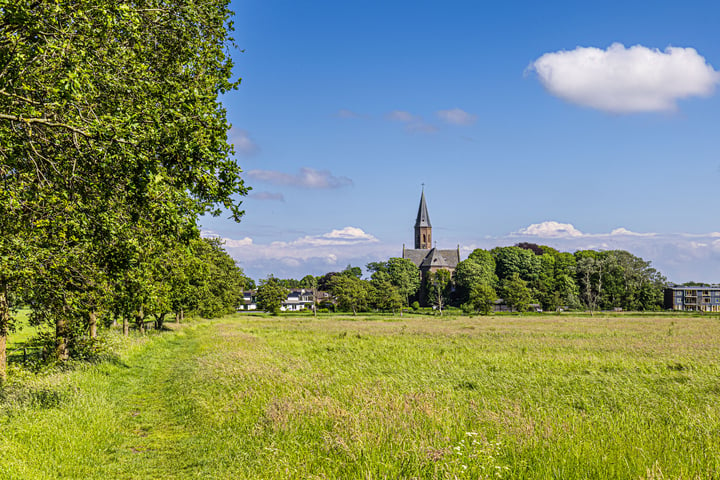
[230, 128, 259, 155]
[246, 167, 353, 189]
[436, 108, 477, 125]
[248, 191, 285, 202]
[528, 43, 720, 113]
[223, 237, 253, 248]
[516, 221, 655, 239]
[292, 227, 379, 247]
[219, 227, 393, 280]
[517, 221, 583, 238]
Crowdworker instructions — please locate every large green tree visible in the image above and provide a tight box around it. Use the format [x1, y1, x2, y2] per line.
[256, 277, 289, 315]
[0, 0, 248, 369]
[329, 275, 368, 315]
[454, 249, 497, 304]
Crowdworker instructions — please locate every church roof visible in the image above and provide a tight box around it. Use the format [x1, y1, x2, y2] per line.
[421, 248, 449, 268]
[403, 248, 429, 267]
[403, 248, 460, 270]
[415, 190, 431, 228]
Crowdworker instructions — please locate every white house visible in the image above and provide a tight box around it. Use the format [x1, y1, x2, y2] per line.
[239, 289, 319, 312]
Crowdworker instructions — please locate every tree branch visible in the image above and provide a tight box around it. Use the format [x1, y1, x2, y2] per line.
[0, 114, 90, 137]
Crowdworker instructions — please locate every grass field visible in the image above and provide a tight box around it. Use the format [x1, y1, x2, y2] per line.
[1, 313, 720, 479]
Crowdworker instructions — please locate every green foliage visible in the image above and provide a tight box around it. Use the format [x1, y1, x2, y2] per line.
[0, 0, 248, 367]
[467, 283, 497, 315]
[454, 249, 497, 304]
[368, 258, 420, 306]
[368, 278, 403, 313]
[501, 273, 533, 312]
[328, 275, 368, 315]
[256, 277, 289, 315]
[425, 269, 452, 314]
[341, 265, 363, 279]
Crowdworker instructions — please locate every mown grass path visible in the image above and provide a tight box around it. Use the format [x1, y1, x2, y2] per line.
[2, 314, 720, 479]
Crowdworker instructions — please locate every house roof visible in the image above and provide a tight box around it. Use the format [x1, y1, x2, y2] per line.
[415, 190, 431, 228]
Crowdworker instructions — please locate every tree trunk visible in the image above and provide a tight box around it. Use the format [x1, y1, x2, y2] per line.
[136, 304, 145, 334]
[56, 311, 69, 361]
[155, 313, 165, 330]
[0, 282, 8, 381]
[313, 288, 317, 317]
[123, 316, 129, 336]
[89, 310, 97, 338]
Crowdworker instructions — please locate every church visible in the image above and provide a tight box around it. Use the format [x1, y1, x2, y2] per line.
[402, 189, 460, 276]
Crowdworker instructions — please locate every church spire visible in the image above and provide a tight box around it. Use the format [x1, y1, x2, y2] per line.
[415, 188, 432, 228]
[414, 188, 432, 249]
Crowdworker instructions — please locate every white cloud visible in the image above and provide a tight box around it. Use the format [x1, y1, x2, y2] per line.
[610, 227, 655, 237]
[529, 43, 720, 113]
[516, 221, 656, 239]
[436, 108, 477, 125]
[385, 110, 418, 122]
[246, 167, 353, 189]
[385, 110, 438, 134]
[230, 128, 259, 155]
[248, 191, 285, 202]
[220, 227, 393, 280]
[517, 221, 583, 238]
[223, 237, 253, 248]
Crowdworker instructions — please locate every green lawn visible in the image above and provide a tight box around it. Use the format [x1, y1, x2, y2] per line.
[2, 313, 720, 479]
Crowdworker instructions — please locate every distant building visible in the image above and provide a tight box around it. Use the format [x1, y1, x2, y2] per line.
[283, 289, 315, 311]
[402, 189, 460, 275]
[664, 286, 720, 312]
[239, 289, 320, 312]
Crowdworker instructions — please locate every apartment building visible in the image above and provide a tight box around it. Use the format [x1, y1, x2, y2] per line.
[664, 286, 720, 312]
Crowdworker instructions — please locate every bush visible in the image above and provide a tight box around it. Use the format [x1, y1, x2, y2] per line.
[411, 301, 420, 311]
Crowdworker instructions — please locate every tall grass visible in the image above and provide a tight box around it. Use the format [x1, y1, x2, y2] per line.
[2, 314, 719, 478]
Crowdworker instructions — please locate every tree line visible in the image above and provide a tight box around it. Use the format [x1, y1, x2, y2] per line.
[255, 244, 666, 316]
[0, 0, 248, 379]
[455, 244, 666, 314]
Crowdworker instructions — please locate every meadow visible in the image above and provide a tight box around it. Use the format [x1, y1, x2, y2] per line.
[1, 312, 719, 479]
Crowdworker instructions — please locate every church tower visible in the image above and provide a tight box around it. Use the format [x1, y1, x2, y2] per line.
[414, 189, 432, 249]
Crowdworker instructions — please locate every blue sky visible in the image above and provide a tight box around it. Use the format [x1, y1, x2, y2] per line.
[200, 0, 720, 283]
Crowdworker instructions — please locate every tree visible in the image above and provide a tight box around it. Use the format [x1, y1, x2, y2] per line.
[369, 277, 403, 314]
[426, 269, 452, 315]
[299, 274, 318, 316]
[575, 253, 605, 314]
[329, 275, 368, 315]
[467, 283, 497, 315]
[0, 0, 248, 363]
[492, 246, 541, 283]
[502, 274, 533, 313]
[256, 277, 289, 315]
[341, 265, 363, 279]
[386, 257, 421, 306]
[454, 249, 497, 304]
